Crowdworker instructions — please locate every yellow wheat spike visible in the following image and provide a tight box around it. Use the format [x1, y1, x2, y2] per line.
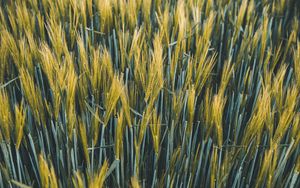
[104, 76, 123, 126]
[195, 35, 209, 63]
[72, 171, 84, 188]
[79, 0, 87, 27]
[15, 1, 35, 34]
[191, 4, 201, 33]
[233, 0, 248, 43]
[46, 0, 58, 21]
[39, 154, 50, 188]
[137, 43, 163, 140]
[49, 165, 58, 188]
[0, 8, 7, 31]
[272, 0, 288, 15]
[172, 90, 185, 126]
[127, 0, 139, 30]
[293, 42, 300, 89]
[120, 83, 132, 127]
[272, 65, 287, 111]
[142, 0, 152, 24]
[170, 147, 181, 173]
[20, 68, 45, 124]
[205, 0, 215, 17]
[128, 27, 144, 62]
[264, 46, 273, 72]
[25, 30, 39, 60]
[182, 58, 193, 91]
[6, 6, 18, 37]
[246, 0, 255, 23]
[259, 6, 270, 64]
[273, 85, 298, 145]
[77, 56, 90, 114]
[195, 0, 205, 12]
[174, 0, 186, 42]
[40, 0, 49, 14]
[35, 12, 46, 40]
[0, 90, 12, 142]
[117, 29, 130, 71]
[65, 67, 78, 138]
[283, 30, 297, 64]
[39, 154, 58, 188]
[117, 0, 126, 27]
[195, 50, 216, 94]
[156, 2, 170, 44]
[96, 0, 113, 33]
[187, 85, 196, 134]
[153, 0, 162, 11]
[90, 48, 102, 97]
[101, 48, 114, 86]
[131, 176, 141, 188]
[39, 44, 61, 119]
[133, 47, 147, 93]
[243, 67, 251, 91]
[269, 43, 283, 72]
[18, 37, 35, 73]
[195, 30, 209, 53]
[263, 68, 272, 90]
[55, 0, 67, 18]
[138, 105, 153, 147]
[109, 0, 118, 12]
[204, 87, 213, 127]
[251, 27, 262, 54]
[256, 147, 277, 188]
[212, 94, 226, 147]
[77, 35, 90, 75]
[242, 86, 271, 146]
[15, 101, 26, 150]
[145, 33, 164, 104]
[91, 107, 101, 144]
[89, 160, 109, 188]
[236, 31, 251, 64]
[150, 111, 161, 155]
[218, 152, 234, 187]
[268, 146, 279, 188]
[26, 0, 39, 12]
[170, 1, 187, 87]
[1, 30, 20, 67]
[79, 118, 90, 167]
[203, 11, 216, 43]
[0, 47, 6, 82]
[219, 60, 234, 96]
[46, 19, 67, 59]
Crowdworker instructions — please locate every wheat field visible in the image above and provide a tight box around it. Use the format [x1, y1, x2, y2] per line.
[0, 0, 299, 187]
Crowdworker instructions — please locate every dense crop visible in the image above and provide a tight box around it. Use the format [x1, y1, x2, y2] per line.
[0, 0, 299, 187]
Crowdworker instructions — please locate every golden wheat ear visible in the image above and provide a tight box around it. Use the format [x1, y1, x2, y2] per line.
[0, 90, 12, 143]
[0, 0, 299, 187]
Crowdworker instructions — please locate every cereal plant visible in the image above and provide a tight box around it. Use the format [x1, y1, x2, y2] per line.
[0, 0, 299, 187]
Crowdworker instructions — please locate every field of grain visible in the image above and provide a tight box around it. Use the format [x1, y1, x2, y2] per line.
[0, 0, 299, 187]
